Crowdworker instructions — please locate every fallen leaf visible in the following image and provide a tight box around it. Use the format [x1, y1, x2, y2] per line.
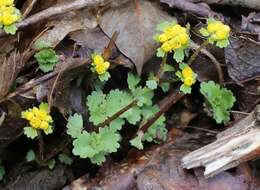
[100, 0, 174, 74]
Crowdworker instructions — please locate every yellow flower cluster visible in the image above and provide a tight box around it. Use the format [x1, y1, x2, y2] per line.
[0, 0, 21, 26]
[182, 66, 196, 87]
[158, 24, 189, 53]
[92, 54, 110, 75]
[22, 103, 53, 130]
[206, 20, 230, 41]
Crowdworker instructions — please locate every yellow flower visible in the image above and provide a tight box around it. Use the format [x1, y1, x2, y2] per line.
[169, 38, 181, 50]
[203, 19, 230, 44]
[157, 23, 189, 55]
[22, 111, 34, 121]
[179, 33, 189, 45]
[0, 0, 14, 6]
[215, 30, 227, 40]
[207, 22, 222, 33]
[184, 77, 194, 86]
[30, 117, 41, 129]
[39, 121, 49, 130]
[21, 103, 53, 130]
[0, 5, 20, 26]
[93, 54, 104, 66]
[95, 61, 110, 75]
[161, 42, 172, 52]
[158, 34, 168, 43]
[182, 66, 193, 78]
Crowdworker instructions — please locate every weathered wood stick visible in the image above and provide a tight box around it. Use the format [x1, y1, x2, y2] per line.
[182, 104, 260, 177]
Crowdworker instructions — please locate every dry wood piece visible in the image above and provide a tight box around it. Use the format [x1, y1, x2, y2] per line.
[182, 104, 260, 177]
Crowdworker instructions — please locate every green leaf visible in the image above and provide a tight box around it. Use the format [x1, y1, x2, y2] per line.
[156, 47, 165, 58]
[216, 39, 229, 48]
[146, 80, 158, 90]
[58, 154, 73, 165]
[47, 159, 56, 170]
[199, 28, 210, 37]
[26, 150, 36, 162]
[130, 132, 144, 150]
[109, 118, 125, 131]
[200, 81, 236, 124]
[180, 84, 192, 94]
[127, 72, 141, 90]
[34, 48, 59, 73]
[72, 132, 97, 159]
[121, 106, 142, 125]
[66, 114, 83, 138]
[98, 72, 110, 82]
[72, 127, 121, 165]
[43, 126, 53, 135]
[173, 48, 184, 63]
[159, 82, 170, 92]
[39, 102, 49, 113]
[133, 87, 154, 107]
[24, 127, 38, 139]
[4, 24, 17, 35]
[33, 40, 52, 50]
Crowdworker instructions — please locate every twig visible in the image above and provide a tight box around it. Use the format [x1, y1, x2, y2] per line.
[0, 0, 109, 37]
[98, 100, 138, 128]
[188, 40, 209, 65]
[139, 89, 184, 134]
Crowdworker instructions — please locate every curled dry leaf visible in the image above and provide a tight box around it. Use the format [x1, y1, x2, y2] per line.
[100, 0, 174, 74]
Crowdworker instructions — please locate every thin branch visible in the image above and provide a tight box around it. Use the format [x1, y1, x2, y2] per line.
[0, 0, 109, 37]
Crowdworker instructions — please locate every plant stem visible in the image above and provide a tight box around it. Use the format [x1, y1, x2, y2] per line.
[98, 100, 138, 128]
[139, 89, 184, 134]
[187, 40, 209, 65]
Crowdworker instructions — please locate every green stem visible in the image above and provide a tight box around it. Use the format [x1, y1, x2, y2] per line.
[187, 40, 209, 65]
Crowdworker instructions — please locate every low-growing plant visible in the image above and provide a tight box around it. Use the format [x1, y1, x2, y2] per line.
[20, 17, 236, 167]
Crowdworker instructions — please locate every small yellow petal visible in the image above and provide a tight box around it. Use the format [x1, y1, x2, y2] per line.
[184, 77, 194, 86]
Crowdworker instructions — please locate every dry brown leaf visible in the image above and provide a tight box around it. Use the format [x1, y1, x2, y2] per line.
[100, 0, 174, 74]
